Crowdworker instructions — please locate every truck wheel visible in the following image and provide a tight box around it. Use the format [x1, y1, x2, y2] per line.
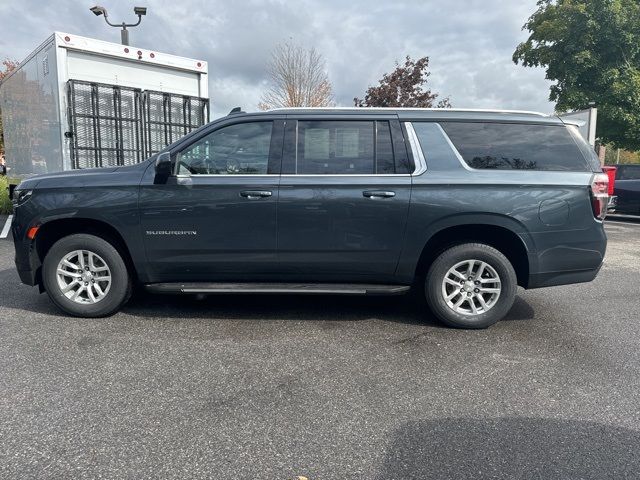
[425, 243, 517, 329]
[42, 234, 132, 317]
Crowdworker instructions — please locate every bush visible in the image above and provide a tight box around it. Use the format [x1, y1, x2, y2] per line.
[0, 175, 13, 214]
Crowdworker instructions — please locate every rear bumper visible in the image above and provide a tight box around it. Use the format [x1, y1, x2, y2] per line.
[525, 220, 606, 289]
[527, 262, 603, 289]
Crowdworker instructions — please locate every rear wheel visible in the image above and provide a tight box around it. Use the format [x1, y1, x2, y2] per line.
[42, 234, 132, 317]
[425, 243, 517, 329]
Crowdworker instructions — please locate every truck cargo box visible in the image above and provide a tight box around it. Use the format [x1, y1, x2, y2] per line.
[0, 32, 209, 180]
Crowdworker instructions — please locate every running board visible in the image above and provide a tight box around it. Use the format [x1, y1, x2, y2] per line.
[144, 282, 411, 296]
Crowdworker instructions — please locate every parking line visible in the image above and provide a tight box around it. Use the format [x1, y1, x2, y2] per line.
[0, 215, 12, 239]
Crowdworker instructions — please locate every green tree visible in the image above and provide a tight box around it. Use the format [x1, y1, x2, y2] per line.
[513, 0, 640, 150]
[0, 59, 19, 153]
[354, 56, 450, 108]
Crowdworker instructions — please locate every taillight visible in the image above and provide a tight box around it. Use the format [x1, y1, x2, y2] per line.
[602, 166, 617, 195]
[590, 172, 609, 220]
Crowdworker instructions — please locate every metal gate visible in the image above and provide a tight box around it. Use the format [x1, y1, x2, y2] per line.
[67, 80, 144, 169]
[143, 90, 209, 157]
[67, 80, 209, 169]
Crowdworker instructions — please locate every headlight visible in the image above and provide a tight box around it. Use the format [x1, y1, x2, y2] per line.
[12, 189, 33, 207]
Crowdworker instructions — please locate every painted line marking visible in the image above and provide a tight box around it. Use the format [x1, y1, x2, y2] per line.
[0, 215, 12, 239]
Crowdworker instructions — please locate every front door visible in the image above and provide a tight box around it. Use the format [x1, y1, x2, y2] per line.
[139, 119, 284, 282]
[277, 117, 413, 282]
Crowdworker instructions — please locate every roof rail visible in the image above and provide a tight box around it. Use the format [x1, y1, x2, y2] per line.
[266, 107, 549, 116]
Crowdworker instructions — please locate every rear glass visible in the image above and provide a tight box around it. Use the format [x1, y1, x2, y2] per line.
[616, 165, 640, 180]
[439, 122, 590, 171]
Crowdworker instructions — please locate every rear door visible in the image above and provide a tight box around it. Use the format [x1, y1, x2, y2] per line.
[277, 115, 413, 281]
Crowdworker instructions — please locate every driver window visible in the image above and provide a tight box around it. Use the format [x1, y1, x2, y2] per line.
[177, 121, 273, 175]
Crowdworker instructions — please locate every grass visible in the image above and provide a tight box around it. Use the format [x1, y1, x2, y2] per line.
[0, 175, 13, 215]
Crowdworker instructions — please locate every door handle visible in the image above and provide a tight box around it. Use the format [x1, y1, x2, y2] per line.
[363, 190, 396, 199]
[240, 190, 272, 199]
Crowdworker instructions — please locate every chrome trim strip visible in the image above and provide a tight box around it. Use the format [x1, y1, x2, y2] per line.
[175, 174, 279, 178]
[404, 122, 427, 176]
[434, 123, 474, 172]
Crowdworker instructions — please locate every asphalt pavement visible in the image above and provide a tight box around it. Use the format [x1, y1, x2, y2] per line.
[0, 219, 639, 479]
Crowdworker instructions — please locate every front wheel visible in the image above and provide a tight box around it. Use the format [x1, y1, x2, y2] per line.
[42, 234, 132, 317]
[425, 243, 517, 329]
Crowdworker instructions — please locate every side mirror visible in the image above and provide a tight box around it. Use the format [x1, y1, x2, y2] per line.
[154, 152, 172, 184]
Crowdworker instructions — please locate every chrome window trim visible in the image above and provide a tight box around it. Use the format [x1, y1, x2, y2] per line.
[434, 123, 475, 172]
[175, 174, 279, 178]
[280, 174, 411, 178]
[404, 122, 427, 176]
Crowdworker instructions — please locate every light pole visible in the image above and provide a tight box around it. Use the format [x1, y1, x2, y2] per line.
[90, 6, 147, 46]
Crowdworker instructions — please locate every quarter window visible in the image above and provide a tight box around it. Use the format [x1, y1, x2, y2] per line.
[177, 122, 272, 175]
[439, 122, 589, 171]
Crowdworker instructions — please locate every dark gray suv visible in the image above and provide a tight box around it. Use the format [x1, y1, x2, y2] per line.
[11, 108, 609, 328]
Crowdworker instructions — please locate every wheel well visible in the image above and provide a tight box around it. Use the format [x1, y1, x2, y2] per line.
[35, 218, 137, 282]
[415, 224, 530, 287]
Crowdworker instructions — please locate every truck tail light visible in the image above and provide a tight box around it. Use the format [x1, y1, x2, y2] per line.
[602, 166, 617, 195]
[590, 172, 609, 220]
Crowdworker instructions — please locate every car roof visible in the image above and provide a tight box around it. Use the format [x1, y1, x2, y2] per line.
[232, 107, 563, 125]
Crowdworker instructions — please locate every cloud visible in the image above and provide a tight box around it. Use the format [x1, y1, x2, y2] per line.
[0, 0, 554, 118]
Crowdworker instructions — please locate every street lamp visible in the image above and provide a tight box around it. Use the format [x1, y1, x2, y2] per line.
[90, 5, 147, 46]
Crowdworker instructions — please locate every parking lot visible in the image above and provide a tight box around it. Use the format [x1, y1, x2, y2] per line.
[1, 219, 639, 479]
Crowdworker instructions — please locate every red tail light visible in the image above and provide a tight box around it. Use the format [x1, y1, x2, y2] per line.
[602, 166, 617, 195]
[590, 172, 609, 220]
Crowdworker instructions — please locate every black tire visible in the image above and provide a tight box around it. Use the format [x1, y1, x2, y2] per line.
[425, 243, 517, 329]
[42, 234, 132, 317]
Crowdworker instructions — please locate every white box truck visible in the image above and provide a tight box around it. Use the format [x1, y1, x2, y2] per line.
[0, 31, 209, 188]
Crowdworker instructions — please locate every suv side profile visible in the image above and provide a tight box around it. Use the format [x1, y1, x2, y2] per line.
[12, 108, 608, 328]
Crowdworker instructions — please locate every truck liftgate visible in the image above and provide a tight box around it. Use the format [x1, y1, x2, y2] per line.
[67, 80, 208, 169]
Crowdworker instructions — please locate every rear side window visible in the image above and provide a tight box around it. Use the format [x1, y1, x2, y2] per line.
[440, 122, 590, 171]
[293, 120, 400, 174]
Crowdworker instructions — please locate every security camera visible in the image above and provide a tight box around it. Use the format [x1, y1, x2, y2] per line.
[90, 5, 106, 16]
[134, 6, 147, 16]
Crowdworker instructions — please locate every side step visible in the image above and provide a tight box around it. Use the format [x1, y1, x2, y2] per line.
[144, 282, 411, 296]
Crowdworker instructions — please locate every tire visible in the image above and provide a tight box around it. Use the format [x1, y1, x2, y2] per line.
[425, 243, 517, 329]
[42, 234, 132, 317]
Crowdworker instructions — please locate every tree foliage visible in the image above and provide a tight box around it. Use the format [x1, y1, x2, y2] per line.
[354, 56, 450, 108]
[0, 59, 19, 153]
[513, 0, 640, 150]
[259, 42, 333, 110]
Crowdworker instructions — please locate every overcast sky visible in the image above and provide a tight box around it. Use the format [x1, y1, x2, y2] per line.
[0, 0, 555, 118]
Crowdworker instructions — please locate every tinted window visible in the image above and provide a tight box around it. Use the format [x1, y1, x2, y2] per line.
[294, 120, 398, 174]
[440, 122, 589, 171]
[617, 165, 640, 180]
[177, 122, 272, 175]
[376, 121, 395, 174]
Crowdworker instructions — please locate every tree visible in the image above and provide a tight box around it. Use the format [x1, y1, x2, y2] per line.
[513, 0, 640, 150]
[354, 56, 450, 108]
[259, 42, 333, 110]
[0, 59, 19, 153]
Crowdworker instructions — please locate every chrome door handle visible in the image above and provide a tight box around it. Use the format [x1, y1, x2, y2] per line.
[363, 190, 396, 199]
[240, 190, 272, 199]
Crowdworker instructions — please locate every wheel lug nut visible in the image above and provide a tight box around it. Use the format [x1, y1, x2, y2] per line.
[468, 277, 472, 281]
[84, 282, 88, 286]
[474, 288, 479, 293]
[474, 281, 480, 285]
[467, 292, 472, 296]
